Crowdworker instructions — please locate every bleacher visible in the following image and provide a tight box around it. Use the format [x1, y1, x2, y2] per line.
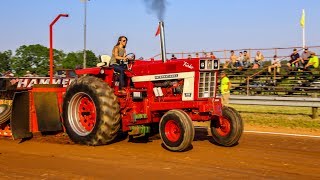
[224, 66, 320, 96]
[166, 45, 320, 96]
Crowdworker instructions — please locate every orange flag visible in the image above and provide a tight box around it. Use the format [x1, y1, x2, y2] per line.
[155, 24, 160, 36]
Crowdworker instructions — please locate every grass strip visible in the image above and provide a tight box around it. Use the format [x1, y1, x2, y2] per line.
[230, 104, 320, 129]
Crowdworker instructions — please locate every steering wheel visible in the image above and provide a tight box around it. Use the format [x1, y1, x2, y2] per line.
[126, 53, 135, 62]
[125, 53, 135, 71]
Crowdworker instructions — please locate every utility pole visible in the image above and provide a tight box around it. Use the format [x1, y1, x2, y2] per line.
[82, 0, 89, 68]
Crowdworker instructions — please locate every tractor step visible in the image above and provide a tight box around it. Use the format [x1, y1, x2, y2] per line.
[128, 125, 150, 137]
[133, 113, 148, 121]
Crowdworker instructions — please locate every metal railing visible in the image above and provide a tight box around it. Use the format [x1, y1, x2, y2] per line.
[152, 45, 320, 63]
[230, 95, 319, 119]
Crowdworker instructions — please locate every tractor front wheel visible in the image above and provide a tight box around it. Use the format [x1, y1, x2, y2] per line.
[63, 76, 120, 145]
[159, 110, 194, 152]
[210, 106, 243, 146]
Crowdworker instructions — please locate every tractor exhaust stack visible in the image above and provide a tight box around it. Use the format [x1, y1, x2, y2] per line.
[159, 21, 167, 63]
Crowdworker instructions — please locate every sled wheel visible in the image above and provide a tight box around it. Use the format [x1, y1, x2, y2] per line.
[159, 110, 194, 152]
[63, 76, 120, 145]
[211, 106, 243, 146]
[0, 104, 11, 124]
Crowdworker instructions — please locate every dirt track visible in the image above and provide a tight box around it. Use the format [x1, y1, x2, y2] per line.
[0, 129, 319, 179]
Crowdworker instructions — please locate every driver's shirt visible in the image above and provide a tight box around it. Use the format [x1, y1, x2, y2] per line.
[110, 46, 126, 65]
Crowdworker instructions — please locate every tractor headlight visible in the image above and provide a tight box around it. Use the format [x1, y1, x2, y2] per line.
[200, 60, 206, 69]
[207, 60, 213, 69]
[213, 59, 219, 70]
[100, 68, 105, 74]
[200, 59, 219, 70]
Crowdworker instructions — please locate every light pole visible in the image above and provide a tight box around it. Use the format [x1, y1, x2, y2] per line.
[82, 0, 90, 69]
[49, 14, 69, 84]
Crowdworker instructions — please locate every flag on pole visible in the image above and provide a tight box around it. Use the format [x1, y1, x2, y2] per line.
[155, 24, 160, 36]
[300, 9, 305, 28]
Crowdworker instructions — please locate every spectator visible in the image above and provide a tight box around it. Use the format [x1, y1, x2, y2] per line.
[4, 70, 14, 77]
[202, 52, 208, 58]
[235, 51, 243, 67]
[75, 64, 82, 69]
[46, 70, 50, 77]
[304, 52, 319, 70]
[24, 70, 33, 77]
[32, 71, 39, 77]
[210, 52, 216, 59]
[268, 55, 281, 74]
[287, 48, 300, 70]
[243, 50, 251, 68]
[171, 54, 177, 60]
[224, 50, 237, 68]
[300, 48, 311, 67]
[220, 71, 231, 106]
[195, 53, 199, 58]
[187, 54, 192, 59]
[254, 51, 264, 68]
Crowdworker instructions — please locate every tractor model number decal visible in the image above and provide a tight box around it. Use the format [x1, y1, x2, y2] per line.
[184, 93, 192, 97]
[183, 61, 194, 69]
[16, 78, 75, 88]
[155, 74, 178, 80]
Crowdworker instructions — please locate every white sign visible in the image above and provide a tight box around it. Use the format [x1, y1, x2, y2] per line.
[15, 78, 75, 88]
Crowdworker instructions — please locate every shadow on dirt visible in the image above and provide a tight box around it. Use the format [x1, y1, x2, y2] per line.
[161, 143, 194, 152]
[193, 127, 210, 141]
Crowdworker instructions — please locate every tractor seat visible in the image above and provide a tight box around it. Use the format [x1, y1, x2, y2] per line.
[97, 55, 111, 67]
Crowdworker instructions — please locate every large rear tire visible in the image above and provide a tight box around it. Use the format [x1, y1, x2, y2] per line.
[0, 104, 11, 124]
[159, 110, 194, 152]
[63, 76, 120, 145]
[210, 106, 243, 146]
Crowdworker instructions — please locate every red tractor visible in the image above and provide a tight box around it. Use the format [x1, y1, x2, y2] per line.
[3, 22, 243, 151]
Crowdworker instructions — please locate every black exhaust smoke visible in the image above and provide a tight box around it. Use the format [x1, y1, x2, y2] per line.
[143, 0, 167, 21]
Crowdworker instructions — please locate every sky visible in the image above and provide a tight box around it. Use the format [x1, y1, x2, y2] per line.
[1, 0, 320, 60]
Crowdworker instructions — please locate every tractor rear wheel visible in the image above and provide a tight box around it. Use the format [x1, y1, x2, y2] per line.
[210, 106, 243, 146]
[0, 104, 11, 124]
[159, 110, 194, 152]
[63, 76, 120, 145]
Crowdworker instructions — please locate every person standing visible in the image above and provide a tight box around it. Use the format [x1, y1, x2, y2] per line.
[220, 71, 231, 106]
[110, 36, 128, 92]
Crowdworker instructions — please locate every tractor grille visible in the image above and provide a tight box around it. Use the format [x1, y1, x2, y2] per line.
[198, 72, 216, 98]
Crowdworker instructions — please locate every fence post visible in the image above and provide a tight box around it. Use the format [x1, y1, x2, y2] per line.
[246, 77, 250, 96]
[312, 93, 318, 119]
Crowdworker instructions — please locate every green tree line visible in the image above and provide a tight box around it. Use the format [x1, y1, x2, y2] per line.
[0, 44, 99, 76]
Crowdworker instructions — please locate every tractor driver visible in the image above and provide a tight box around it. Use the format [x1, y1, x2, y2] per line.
[110, 36, 128, 92]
